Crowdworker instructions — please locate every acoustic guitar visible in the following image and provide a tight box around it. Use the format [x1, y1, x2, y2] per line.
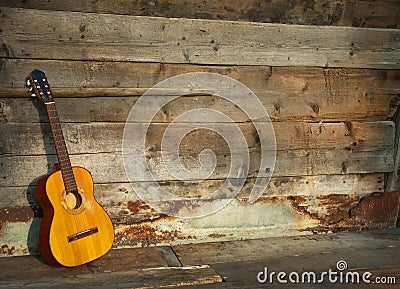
[26, 69, 114, 267]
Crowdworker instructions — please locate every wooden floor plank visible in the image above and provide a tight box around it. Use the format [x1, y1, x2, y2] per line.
[0, 246, 174, 280]
[0, 229, 399, 288]
[0, 266, 222, 289]
[0, 246, 222, 288]
[205, 248, 400, 288]
[173, 229, 400, 266]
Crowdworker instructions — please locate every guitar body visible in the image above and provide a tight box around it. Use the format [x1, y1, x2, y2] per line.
[36, 167, 114, 267]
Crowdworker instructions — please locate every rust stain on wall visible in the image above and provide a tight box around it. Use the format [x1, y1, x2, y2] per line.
[0, 206, 34, 230]
[1, 244, 16, 255]
[114, 222, 191, 247]
[238, 196, 282, 204]
[348, 192, 400, 228]
[208, 233, 226, 238]
[126, 200, 152, 215]
[287, 195, 362, 224]
[287, 192, 400, 232]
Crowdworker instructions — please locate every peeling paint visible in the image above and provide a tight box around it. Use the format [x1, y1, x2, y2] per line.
[1, 193, 398, 256]
[0, 206, 34, 230]
[114, 223, 187, 247]
[208, 233, 226, 238]
[0, 221, 35, 257]
[1, 244, 16, 255]
[288, 192, 400, 232]
[126, 200, 152, 215]
[287, 194, 362, 225]
[348, 192, 400, 228]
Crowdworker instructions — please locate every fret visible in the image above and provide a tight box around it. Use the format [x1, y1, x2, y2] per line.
[63, 174, 74, 178]
[45, 102, 77, 190]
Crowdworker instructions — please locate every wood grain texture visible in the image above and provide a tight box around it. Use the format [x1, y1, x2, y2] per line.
[0, 172, 386, 206]
[0, 146, 394, 187]
[0, 2, 398, 253]
[2, 59, 399, 91]
[0, 0, 398, 29]
[0, 121, 394, 155]
[1, 8, 399, 68]
[2, 93, 398, 123]
[1, 60, 399, 123]
[0, 246, 182, 279]
[386, 109, 400, 192]
[38, 167, 114, 267]
[0, 261, 222, 288]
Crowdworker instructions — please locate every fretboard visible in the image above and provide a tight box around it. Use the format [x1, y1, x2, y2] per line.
[45, 102, 77, 193]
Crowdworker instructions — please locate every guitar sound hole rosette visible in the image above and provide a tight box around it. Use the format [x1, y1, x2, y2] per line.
[61, 188, 86, 215]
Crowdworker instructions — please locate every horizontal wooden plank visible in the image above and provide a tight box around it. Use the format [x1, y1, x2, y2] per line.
[174, 230, 400, 266]
[0, 87, 146, 97]
[0, 194, 376, 252]
[1, 92, 398, 124]
[1, 61, 399, 123]
[0, 173, 385, 212]
[1, 8, 399, 68]
[0, 246, 181, 279]
[109, 192, 400, 246]
[0, 146, 393, 187]
[2, 195, 399, 257]
[4, 173, 387, 204]
[0, 265, 222, 288]
[0, 0, 398, 29]
[0, 121, 395, 155]
[2, 59, 399, 91]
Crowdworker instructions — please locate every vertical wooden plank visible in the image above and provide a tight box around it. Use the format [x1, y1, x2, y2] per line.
[386, 108, 400, 224]
[386, 109, 400, 192]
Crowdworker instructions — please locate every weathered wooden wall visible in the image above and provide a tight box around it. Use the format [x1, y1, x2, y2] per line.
[0, 1, 399, 256]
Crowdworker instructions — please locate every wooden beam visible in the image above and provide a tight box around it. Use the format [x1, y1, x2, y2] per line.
[0, 122, 395, 155]
[0, 0, 398, 29]
[0, 146, 394, 187]
[1, 61, 399, 123]
[1, 59, 399, 92]
[0, 174, 386, 209]
[1, 8, 399, 68]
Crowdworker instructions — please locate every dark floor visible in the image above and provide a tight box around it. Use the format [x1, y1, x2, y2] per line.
[0, 229, 399, 288]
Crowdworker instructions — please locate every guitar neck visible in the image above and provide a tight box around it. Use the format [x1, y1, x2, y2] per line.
[45, 102, 77, 193]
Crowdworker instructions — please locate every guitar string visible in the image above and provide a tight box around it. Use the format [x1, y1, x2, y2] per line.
[49, 105, 85, 232]
[37, 77, 87, 236]
[47, 103, 85, 232]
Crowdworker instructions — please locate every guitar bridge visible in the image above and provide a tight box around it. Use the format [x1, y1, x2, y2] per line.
[67, 227, 99, 243]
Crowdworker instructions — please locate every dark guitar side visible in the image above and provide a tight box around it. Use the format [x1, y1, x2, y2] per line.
[35, 172, 60, 267]
[35, 167, 114, 267]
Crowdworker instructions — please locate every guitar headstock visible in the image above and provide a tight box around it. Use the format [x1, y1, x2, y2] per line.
[26, 69, 54, 104]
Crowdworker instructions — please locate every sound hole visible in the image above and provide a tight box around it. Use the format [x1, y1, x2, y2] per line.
[66, 190, 82, 210]
[62, 188, 85, 214]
